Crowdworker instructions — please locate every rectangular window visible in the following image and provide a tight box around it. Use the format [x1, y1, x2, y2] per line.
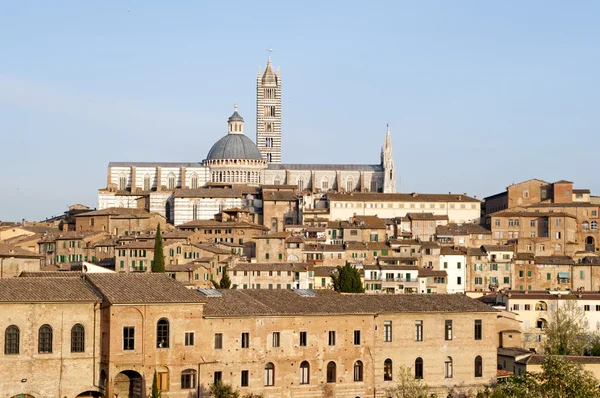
[580, 270, 585, 279]
[474, 277, 483, 285]
[525, 304, 531, 311]
[474, 320, 482, 340]
[241, 370, 249, 387]
[353, 330, 361, 345]
[585, 305, 591, 311]
[457, 276, 462, 285]
[241, 332, 250, 348]
[157, 372, 169, 391]
[445, 320, 453, 341]
[384, 321, 393, 342]
[185, 332, 195, 346]
[457, 262, 462, 269]
[299, 331, 308, 346]
[547, 273, 551, 280]
[214, 333, 223, 349]
[328, 331, 336, 346]
[214, 371, 222, 384]
[272, 332, 280, 348]
[415, 320, 423, 341]
[504, 276, 510, 284]
[527, 270, 532, 277]
[123, 327, 135, 350]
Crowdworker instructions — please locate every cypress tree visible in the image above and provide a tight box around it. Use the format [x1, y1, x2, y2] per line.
[151, 370, 161, 398]
[152, 224, 165, 273]
[219, 266, 232, 289]
[331, 262, 364, 293]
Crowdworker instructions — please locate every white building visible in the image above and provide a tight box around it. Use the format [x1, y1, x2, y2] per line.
[440, 246, 468, 293]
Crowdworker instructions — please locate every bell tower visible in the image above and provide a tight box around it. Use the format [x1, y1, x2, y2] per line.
[256, 55, 282, 163]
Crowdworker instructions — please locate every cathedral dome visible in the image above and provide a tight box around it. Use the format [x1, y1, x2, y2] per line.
[206, 134, 264, 161]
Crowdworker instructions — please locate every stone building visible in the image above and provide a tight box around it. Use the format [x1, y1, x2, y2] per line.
[98, 56, 396, 226]
[0, 272, 521, 398]
[0, 277, 102, 397]
[0, 243, 41, 278]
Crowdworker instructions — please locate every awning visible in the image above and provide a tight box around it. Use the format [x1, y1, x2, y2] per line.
[558, 272, 571, 278]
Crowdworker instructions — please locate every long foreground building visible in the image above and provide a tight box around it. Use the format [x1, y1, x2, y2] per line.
[0, 273, 515, 398]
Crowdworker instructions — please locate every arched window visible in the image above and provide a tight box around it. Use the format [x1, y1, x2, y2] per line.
[271, 218, 278, 233]
[556, 244, 562, 252]
[144, 174, 151, 191]
[4, 325, 19, 354]
[592, 221, 598, 231]
[167, 173, 176, 190]
[475, 355, 483, 377]
[274, 177, 281, 185]
[582, 221, 590, 231]
[321, 177, 329, 191]
[181, 369, 197, 389]
[165, 201, 172, 223]
[537, 318, 548, 330]
[300, 361, 310, 384]
[384, 358, 393, 381]
[297, 178, 304, 192]
[415, 357, 424, 379]
[38, 324, 53, 353]
[346, 177, 354, 192]
[264, 362, 275, 386]
[535, 301, 548, 311]
[353, 360, 363, 382]
[118, 173, 127, 191]
[444, 357, 453, 378]
[190, 173, 198, 189]
[326, 361, 336, 383]
[157, 318, 170, 348]
[71, 324, 85, 353]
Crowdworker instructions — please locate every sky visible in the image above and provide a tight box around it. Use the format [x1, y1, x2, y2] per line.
[0, 1, 599, 221]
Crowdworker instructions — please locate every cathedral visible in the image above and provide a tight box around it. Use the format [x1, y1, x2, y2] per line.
[98, 56, 396, 225]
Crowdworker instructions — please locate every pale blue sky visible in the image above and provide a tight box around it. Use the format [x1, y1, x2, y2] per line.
[1, 1, 598, 221]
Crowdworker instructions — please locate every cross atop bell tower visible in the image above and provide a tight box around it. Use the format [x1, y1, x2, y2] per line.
[256, 52, 282, 163]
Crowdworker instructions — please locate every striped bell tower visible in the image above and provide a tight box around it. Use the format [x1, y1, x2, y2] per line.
[256, 55, 282, 163]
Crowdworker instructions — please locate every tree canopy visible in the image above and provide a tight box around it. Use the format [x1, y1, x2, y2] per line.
[482, 356, 600, 398]
[544, 299, 590, 356]
[331, 262, 364, 293]
[212, 266, 232, 289]
[385, 365, 430, 398]
[152, 223, 165, 273]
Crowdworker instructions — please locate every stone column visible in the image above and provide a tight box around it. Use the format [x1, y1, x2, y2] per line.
[156, 167, 162, 191]
[131, 167, 137, 193]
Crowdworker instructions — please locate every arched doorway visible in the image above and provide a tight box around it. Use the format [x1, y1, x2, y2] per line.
[586, 236, 595, 252]
[114, 370, 143, 398]
[11, 395, 36, 398]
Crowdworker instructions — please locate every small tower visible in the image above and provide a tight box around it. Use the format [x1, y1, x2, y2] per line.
[228, 102, 244, 134]
[256, 55, 282, 163]
[382, 124, 396, 193]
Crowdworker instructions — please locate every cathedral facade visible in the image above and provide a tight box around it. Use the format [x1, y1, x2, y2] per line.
[98, 57, 396, 225]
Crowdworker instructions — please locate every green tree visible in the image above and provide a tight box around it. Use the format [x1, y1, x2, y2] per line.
[152, 224, 165, 273]
[151, 370, 161, 398]
[209, 380, 239, 398]
[331, 262, 364, 293]
[483, 356, 600, 398]
[544, 299, 590, 355]
[385, 365, 430, 398]
[212, 266, 232, 289]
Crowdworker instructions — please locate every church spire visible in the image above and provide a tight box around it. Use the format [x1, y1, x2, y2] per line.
[382, 124, 396, 193]
[257, 53, 282, 163]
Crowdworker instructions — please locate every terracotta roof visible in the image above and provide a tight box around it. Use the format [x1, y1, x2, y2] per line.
[527, 202, 598, 209]
[389, 239, 420, 246]
[178, 220, 268, 230]
[328, 192, 480, 203]
[467, 248, 486, 256]
[193, 243, 231, 254]
[0, 243, 42, 258]
[418, 269, 448, 277]
[165, 262, 209, 272]
[19, 271, 82, 278]
[573, 189, 591, 194]
[346, 216, 387, 229]
[262, 191, 298, 201]
[120, 241, 155, 250]
[74, 207, 150, 217]
[285, 236, 304, 244]
[407, 212, 436, 221]
[534, 256, 575, 265]
[553, 180, 574, 184]
[203, 290, 495, 317]
[0, 278, 99, 302]
[498, 347, 532, 358]
[314, 266, 338, 277]
[514, 253, 535, 261]
[419, 242, 440, 249]
[482, 245, 515, 253]
[440, 246, 468, 256]
[85, 273, 205, 304]
[436, 223, 491, 236]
